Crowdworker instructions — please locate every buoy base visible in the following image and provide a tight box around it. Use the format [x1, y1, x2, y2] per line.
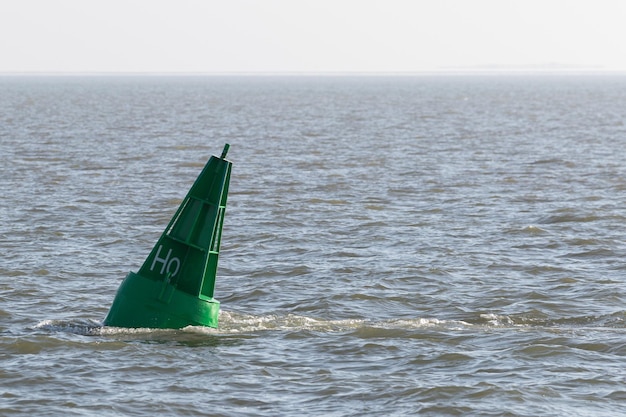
[103, 272, 220, 329]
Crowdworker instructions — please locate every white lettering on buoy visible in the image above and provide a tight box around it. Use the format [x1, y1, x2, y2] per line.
[150, 245, 181, 277]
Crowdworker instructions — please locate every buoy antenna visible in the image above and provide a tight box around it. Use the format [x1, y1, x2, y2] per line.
[221, 143, 230, 159]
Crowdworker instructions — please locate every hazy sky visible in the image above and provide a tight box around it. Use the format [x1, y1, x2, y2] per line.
[2, 0, 625, 73]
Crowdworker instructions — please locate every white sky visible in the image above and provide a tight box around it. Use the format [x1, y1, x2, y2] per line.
[1, 0, 626, 73]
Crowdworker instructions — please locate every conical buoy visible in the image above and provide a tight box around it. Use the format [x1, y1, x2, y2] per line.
[103, 144, 232, 329]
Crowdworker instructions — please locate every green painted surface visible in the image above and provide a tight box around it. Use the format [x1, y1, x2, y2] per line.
[104, 144, 231, 329]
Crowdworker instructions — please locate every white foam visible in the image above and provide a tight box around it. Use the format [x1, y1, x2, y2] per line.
[33, 311, 476, 337]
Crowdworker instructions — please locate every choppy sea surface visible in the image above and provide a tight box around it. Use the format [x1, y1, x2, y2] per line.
[1, 75, 626, 416]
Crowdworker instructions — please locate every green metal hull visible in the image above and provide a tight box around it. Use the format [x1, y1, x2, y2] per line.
[103, 144, 231, 329]
[104, 272, 220, 329]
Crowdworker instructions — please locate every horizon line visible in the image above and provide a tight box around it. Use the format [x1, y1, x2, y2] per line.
[2, 68, 626, 77]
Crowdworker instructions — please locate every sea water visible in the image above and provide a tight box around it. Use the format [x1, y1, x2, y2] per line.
[1, 75, 626, 416]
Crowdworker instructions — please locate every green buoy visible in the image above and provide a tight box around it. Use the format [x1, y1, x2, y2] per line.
[103, 144, 232, 329]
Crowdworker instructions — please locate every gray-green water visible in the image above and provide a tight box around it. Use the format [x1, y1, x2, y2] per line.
[2, 75, 626, 416]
